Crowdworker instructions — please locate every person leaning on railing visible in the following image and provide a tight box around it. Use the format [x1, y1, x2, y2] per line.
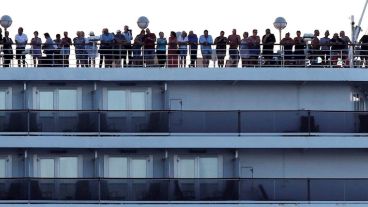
[132, 30, 145, 67]
[2, 31, 13, 67]
[15, 27, 28, 68]
[227, 29, 241, 67]
[199, 30, 213, 68]
[30, 31, 42, 67]
[262, 28, 276, 65]
[86, 31, 100, 68]
[214, 31, 227, 68]
[99, 28, 114, 68]
[340, 31, 351, 66]
[240, 32, 251, 68]
[73, 31, 87, 68]
[248, 29, 261, 66]
[319, 30, 331, 66]
[329, 33, 344, 66]
[167, 31, 178, 68]
[53, 34, 63, 67]
[280, 32, 294, 66]
[113, 30, 126, 68]
[177, 31, 188, 68]
[144, 28, 156, 67]
[60, 32, 72, 67]
[293, 31, 305, 67]
[42, 33, 57, 67]
[310, 30, 320, 66]
[156, 32, 167, 68]
[123, 26, 133, 66]
[188, 31, 198, 67]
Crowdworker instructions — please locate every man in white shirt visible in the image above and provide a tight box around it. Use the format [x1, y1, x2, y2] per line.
[15, 27, 28, 67]
[177, 31, 188, 67]
[123, 25, 133, 66]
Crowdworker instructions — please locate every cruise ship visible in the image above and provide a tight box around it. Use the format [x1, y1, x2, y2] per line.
[1, 10, 368, 207]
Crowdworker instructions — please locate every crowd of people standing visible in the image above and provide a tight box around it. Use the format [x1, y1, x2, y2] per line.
[0, 26, 367, 68]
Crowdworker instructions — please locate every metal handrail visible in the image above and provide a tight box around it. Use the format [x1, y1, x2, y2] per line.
[0, 178, 366, 202]
[0, 43, 367, 68]
[0, 110, 367, 135]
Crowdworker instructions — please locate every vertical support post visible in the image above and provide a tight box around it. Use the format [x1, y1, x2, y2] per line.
[94, 150, 99, 177]
[143, 46, 145, 67]
[329, 49, 332, 68]
[307, 179, 311, 201]
[24, 149, 28, 177]
[279, 29, 282, 50]
[27, 110, 30, 135]
[97, 111, 101, 136]
[23, 82, 27, 109]
[27, 176, 31, 203]
[98, 176, 101, 202]
[308, 110, 311, 135]
[238, 110, 241, 136]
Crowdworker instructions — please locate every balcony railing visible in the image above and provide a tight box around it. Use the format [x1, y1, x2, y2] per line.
[0, 110, 368, 135]
[0, 43, 367, 68]
[0, 178, 367, 202]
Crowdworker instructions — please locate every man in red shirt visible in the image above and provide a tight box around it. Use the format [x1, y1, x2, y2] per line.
[144, 28, 157, 67]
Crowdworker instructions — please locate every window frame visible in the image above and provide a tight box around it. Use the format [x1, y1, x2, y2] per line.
[174, 155, 223, 178]
[33, 87, 82, 110]
[34, 155, 83, 178]
[0, 88, 12, 110]
[102, 87, 152, 111]
[103, 155, 153, 178]
[0, 156, 12, 178]
[352, 92, 366, 111]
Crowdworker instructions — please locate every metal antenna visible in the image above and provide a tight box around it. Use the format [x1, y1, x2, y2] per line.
[353, 0, 368, 42]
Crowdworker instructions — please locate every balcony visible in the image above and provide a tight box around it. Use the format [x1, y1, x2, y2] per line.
[0, 178, 367, 203]
[0, 110, 367, 136]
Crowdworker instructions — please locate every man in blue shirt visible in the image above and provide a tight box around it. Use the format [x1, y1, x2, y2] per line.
[199, 30, 213, 67]
[188, 31, 198, 67]
[113, 30, 127, 67]
[99, 28, 114, 68]
[123, 25, 133, 66]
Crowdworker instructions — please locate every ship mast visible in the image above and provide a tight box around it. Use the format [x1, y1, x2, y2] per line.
[352, 0, 368, 43]
[349, 0, 368, 67]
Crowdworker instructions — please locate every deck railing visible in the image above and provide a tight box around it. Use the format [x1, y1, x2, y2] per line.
[1, 44, 367, 68]
[0, 178, 367, 202]
[0, 110, 367, 135]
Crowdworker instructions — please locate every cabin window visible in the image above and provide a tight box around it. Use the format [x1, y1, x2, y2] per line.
[104, 156, 152, 178]
[37, 156, 80, 178]
[175, 156, 222, 178]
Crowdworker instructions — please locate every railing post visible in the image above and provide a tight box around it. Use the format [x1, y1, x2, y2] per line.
[273, 179, 276, 201]
[27, 177, 31, 203]
[308, 110, 311, 135]
[168, 111, 171, 134]
[329, 49, 332, 68]
[238, 110, 241, 136]
[237, 178, 241, 201]
[27, 110, 30, 136]
[143, 46, 145, 68]
[98, 110, 101, 136]
[98, 177, 101, 203]
[340, 50, 343, 67]
[307, 178, 311, 201]
[343, 179, 346, 201]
